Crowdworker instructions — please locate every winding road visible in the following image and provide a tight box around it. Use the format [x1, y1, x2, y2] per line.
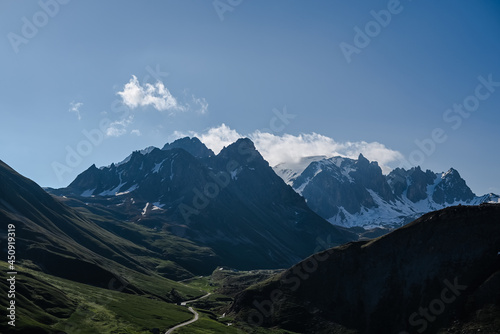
[165, 293, 211, 334]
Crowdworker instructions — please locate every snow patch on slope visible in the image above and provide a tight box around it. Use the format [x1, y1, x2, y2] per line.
[116, 184, 138, 196]
[99, 171, 126, 196]
[152, 159, 167, 173]
[142, 202, 150, 215]
[152, 202, 165, 210]
[81, 188, 95, 197]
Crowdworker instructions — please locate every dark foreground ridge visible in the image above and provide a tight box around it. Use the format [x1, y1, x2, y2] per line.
[231, 203, 500, 334]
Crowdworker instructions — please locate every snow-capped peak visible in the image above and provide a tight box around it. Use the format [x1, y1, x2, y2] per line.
[273, 155, 327, 185]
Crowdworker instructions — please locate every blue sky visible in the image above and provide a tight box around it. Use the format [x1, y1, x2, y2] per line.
[1, 0, 500, 195]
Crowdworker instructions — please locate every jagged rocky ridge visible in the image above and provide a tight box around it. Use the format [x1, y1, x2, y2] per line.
[274, 154, 500, 228]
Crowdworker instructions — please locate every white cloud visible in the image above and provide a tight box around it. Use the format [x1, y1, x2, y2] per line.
[117, 75, 209, 118]
[69, 101, 83, 120]
[117, 75, 185, 112]
[106, 116, 134, 137]
[173, 124, 404, 173]
[174, 124, 241, 154]
[106, 127, 126, 137]
[192, 95, 208, 114]
[131, 129, 142, 136]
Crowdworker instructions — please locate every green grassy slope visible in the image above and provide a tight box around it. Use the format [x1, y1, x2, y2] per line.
[0, 261, 197, 334]
[0, 159, 216, 296]
[57, 195, 222, 278]
[0, 261, 302, 334]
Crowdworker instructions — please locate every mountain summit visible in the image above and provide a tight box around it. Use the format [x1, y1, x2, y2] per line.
[162, 136, 215, 158]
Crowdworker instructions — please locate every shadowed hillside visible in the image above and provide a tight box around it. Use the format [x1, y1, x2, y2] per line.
[231, 204, 500, 334]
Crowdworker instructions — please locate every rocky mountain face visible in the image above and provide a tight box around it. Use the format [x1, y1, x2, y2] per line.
[274, 155, 499, 228]
[231, 203, 500, 334]
[387, 166, 475, 204]
[52, 137, 357, 271]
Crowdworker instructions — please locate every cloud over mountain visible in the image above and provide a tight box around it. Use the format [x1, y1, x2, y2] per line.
[173, 124, 404, 172]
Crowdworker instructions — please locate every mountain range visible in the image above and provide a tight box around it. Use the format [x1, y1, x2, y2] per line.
[53, 137, 499, 235]
[274, 154, 500, 229]
[2, 136, 500, 333]
[47, 137, 500, 268]
[49, 137, 356, 272]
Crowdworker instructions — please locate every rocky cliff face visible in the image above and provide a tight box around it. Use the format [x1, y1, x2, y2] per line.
[294, 154, 394, 219]
[231, 204, 500, 334]
[387, 166, 437, 202]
